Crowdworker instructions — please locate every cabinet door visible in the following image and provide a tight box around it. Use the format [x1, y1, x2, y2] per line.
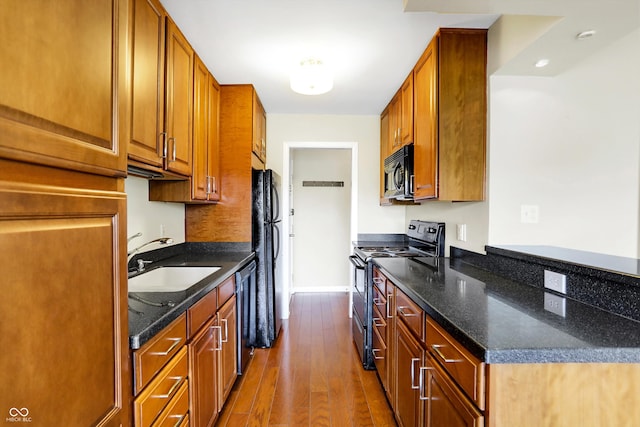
[0, 0, 129, 177]
[413, 36, 438, 200]
[218, 295, 238, 406]
[188, 316, 220, 427]
[165, 19, 193, 176]
[395, 319, 425, 427]
[192, 55, 209, 200]
[0, 165, 128, 426]
[379, 107, 391, 204]
[425, 354, 484, 427]
[129, 0, 166, 168]
[389, 92, 402, 152]
[206, 73, 221, 201]
[400, 73, 414, 145]
[252, 93, 267, 164]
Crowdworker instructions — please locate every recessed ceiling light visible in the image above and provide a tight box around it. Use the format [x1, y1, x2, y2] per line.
[576, 30, 596, 40]
[535, 59, 550, 68]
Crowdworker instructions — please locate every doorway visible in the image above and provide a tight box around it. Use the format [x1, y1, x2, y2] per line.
[281, 142, 359, 319]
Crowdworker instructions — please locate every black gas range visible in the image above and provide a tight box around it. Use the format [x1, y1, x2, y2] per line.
[349, 220, 445, 369]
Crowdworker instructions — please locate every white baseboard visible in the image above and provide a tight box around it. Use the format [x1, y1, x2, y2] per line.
[291, 285, 349, 293]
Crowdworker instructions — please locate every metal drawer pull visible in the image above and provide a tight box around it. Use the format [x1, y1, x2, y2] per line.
[372, 277, 384, 285]
[373, 297, 382, 305]
[221, 318, 228, 343]
[150, 337, 182, 356]
[398, 306, 418, 317]
[411, 357, 421, 389]
[168, 414, 186, 427]
[419, 366, 435, 401]
[431, 344, 462, 363]
[152, 376, 183, 399]
[372, 349, 385, 360]
[386, 295, 393, 319]
[373, 317, 385, 327]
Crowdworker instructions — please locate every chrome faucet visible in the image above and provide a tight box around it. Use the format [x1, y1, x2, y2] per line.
[127, 234, 174, 263]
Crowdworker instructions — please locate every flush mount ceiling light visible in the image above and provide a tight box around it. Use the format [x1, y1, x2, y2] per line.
[576, 29, 597, 40]
[290, 58, 333, 96]
[535, 58, 550, 68]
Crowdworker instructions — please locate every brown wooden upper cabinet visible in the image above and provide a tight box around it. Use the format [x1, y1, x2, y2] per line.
[388, 72, 414, 153]
[129, 0, 193, 178]
[252, 94, 267, 165]
[0, 0, 129, 178]
[149, 55, 221, 203]
[380, 28, 487, 203]
[413, 28, 487, 202]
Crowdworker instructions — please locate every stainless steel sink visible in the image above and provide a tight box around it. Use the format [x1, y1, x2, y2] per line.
[128, 266, 221, 292]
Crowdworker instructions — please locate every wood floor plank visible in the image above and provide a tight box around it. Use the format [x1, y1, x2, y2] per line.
[216, 293, 397, 427]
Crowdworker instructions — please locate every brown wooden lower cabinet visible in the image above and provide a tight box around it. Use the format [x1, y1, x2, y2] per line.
[188, 315, 220, 427]
[395, 319, 425, 427]
[218, 294, 238, 406]
[424, 353, 483, 427]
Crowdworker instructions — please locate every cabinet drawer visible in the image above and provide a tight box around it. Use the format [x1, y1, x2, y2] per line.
[151, 379, 189, 427]
[134, 346, 188, 427]
[396, 288, 425, 344]
[372, 267, 387, 294]
[372, 286, 387, 320]
[372, 303, 387, 343]
[134, 314, 187, 394]
[188, 288, 217, 338]
[218, 275, 235, 307]
[372, 320, 387, 367]
[426, 317, 485, 409]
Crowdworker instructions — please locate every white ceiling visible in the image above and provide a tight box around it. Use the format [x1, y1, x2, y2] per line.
[161, 0, 639, 115]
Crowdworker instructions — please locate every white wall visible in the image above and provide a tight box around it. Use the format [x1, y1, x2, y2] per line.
[291, 149, 352, 291]
[125, 176, 185, 254]
[488, 29, 640, 257]
[267, 114, 406, 233]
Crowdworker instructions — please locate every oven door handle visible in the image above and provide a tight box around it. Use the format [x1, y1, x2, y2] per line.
[349, 255, 367, 269]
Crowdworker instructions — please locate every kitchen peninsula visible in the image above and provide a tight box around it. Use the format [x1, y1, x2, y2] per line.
[371, 245, 640, 426]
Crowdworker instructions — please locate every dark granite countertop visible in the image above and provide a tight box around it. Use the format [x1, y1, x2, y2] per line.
[373, 257, 640, 364]
[128, 243, 254, 350]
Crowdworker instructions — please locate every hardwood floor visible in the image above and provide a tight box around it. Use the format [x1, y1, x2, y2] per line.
[216, 292, 397, 427]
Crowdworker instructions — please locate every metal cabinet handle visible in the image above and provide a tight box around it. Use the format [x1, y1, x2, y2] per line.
[159, 132, 167, 158]
[431, 344, 462, 363]
[419, 366, 434, 401]
[386, 294, 393, 319]
[221, 318, 228, 343]
[152, 376, 182, 399]
[212, 325, 222, 351]
[168, 414, 186, 427]
[149, 337, 182, 356]
[373, 317, 385, 327]
[398, 306, 418, 318]
[211, 176, 217, 193]
[172, 137, 177, 161]
[411, 357, 421, 389]
[372, 348, 385, 360]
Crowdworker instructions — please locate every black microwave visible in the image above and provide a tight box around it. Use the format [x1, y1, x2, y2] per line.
[383, 144, 414, 200]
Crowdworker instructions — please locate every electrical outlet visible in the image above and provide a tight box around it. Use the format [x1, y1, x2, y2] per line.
[544, 270, 567, 294]
[544, 292, 566, 317]
[456, 224, 467, 242]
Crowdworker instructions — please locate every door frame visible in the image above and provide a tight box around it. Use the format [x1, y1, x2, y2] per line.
[281, 141, 359, 319]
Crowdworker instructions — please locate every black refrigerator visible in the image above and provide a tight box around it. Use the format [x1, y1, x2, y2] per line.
[251, 169, 283, 348]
